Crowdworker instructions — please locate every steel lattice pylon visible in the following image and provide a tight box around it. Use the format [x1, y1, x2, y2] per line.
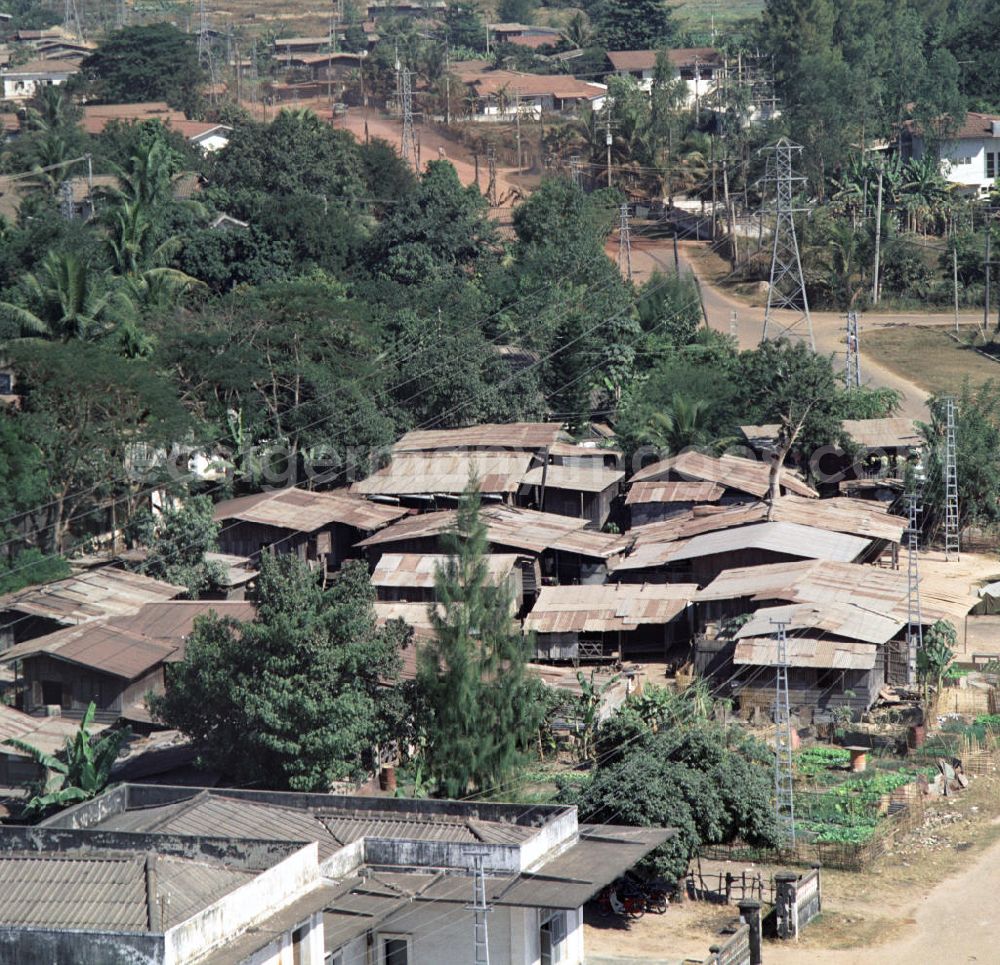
[760, 139, 814, 348]
[944, 396, 960, 561]
[569, 155, 582, 189]
[905, 492, 924, 686]
[618, 202, 632, 280]
[845, 312, 861, 388]
[771, 619, 796, 848]
[400, 67, 417, 168]
[465, 851, 492, 965]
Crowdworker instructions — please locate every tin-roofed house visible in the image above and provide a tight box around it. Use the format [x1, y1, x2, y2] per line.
[626, 480, 725, 526]
[525, 583, 697, 663]
[213, 487, 408, 579]
[357, 506, 628, 588]
[371, 553, 524, 613]
[0, 600, 253, 723]
[0, 568, 184, 651]
[518, 463, 625, 528]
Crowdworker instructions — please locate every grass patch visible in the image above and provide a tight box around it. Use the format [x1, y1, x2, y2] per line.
[863, 325, 1000, 395]
[671, 0, 763, 31]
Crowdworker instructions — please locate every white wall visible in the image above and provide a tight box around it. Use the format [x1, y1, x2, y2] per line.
[332, 903, 585, 965]
[241, 912, 325, 965]
[916, 135, 1000, 190]
[2, 74, 68, 101]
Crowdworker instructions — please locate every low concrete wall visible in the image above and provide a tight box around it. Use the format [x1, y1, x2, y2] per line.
[0, 927, 162, 965]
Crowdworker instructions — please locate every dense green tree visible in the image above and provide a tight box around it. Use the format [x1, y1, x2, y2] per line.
[7, 340, 189, 553]
[209, 110, 365, 218]
[590, 0, 676, 51]
[176, 225, 293, 292]
[81, 23, 204, 112]
[365, 161, 496, 282]
[444, 2, 485, 51]
[153, 555, 407, 789]
[498, 0, 536, 24]
[125, 495, 224, 596]
[416, 483, 546, 796]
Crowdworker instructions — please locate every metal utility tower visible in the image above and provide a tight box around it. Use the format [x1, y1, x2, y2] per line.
[618, 202, 632, 281]
[465, 850, 491, 965]
[771, 619, 796, 848]
[59, 179, 74, 221]
[944, 396, 960, 561]
[64, 0, 83, 40]
[905, 492, 923, 687]
[486, 146, 497, 206]
[400, 67, 417, 168]
[760, 139, 814, 348]
[116, 0, 127, 29]
[569, 155, 582, 189]
[844, 312, 861, 389]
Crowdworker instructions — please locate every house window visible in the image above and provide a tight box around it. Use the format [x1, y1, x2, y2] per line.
[987, 152, 997, 180]
[291, 925, 309, 965]
[540, 910, 567, 965]
[379, 934, 411, 965]
[0, 373, 11, 394]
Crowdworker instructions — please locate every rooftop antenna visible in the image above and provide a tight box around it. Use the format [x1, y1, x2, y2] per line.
[760, 138, 814, 348]
[944, 396, 960, 561]
[844, 311, 861, 389]
[771, 619, 796, 848]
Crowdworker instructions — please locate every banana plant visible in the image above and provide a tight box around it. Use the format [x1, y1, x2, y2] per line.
[2, 702, 131, 818]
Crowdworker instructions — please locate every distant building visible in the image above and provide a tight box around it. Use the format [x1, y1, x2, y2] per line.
[904, 111, 1000, 195]
[0, 58, 77, 101]
[607, 47, 723, 105]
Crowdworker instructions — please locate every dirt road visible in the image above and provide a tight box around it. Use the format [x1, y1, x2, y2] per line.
[766, 827, 1000, 965]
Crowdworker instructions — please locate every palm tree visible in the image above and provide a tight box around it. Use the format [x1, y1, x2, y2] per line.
[0, 251, 113, 341]
[2, 702, 130, 818]
[563, 12, 592, 49]
[640, 393, 720, 453]
[23, 130, 76, 194]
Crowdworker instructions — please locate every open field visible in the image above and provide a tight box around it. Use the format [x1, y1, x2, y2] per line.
[671, 0, 764, 31]
[863, 326, 1000, 396]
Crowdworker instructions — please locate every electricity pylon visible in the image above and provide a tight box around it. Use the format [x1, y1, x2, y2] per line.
[760, 138, 814, 348]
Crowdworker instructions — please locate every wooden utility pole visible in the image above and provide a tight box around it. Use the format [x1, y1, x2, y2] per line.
[605, 108, 613, 189]
[722, 156, 737, 270]
[514, 89, 522, 171]
[986, 231, 992, 335]
[953, 245, 960, 333]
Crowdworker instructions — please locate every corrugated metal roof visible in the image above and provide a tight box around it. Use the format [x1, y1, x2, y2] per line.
[525, 584, 695, 633]
[0, 852, 253, 931]
[356, 506, 620, 557]
[625, 481, 725, 505]
[0, 568, 183, 626]
[213, 487, 408, 532]
[695, 560, 976, 624]
[614, 521, 870, 571]
[734, 637, 877, 670]
[548, 441, 623, 461]
[736, 602, 903, 645]
[0, 601, 253, 678]
[393, 423, 567, 452]
[0, 704, 106, 758]
[629, 496, 905, 545]
[520, 464, 624, 494]
[630, 451, 817, 498]
[372, 554, 519, 589]
[352, 452, 534, 496]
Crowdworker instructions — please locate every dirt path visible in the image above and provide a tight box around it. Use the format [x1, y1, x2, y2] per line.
[766, 827, 1000, 965]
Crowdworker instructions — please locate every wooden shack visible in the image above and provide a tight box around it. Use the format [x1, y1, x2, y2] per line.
[213, 487, 408, 576]
[518, 463, 624, 528]
[0, 600, 253, 723]
[626, 481, 724, 526]
[0, 568, 183, 651]
[524, 583, 696, 662]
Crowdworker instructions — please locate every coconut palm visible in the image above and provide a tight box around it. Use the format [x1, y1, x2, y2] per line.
[2, 702, 131, 818]
[0, 251, 113, 341]
[640, 393, 722, 453]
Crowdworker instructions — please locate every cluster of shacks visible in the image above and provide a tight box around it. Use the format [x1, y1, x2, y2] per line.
[0, 419, 977, 753]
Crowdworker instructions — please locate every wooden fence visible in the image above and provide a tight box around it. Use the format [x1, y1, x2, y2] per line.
[687, 865, 774, 904]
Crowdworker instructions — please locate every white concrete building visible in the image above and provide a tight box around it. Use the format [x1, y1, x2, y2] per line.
[38, 784, 671, 965]
[0, 58, 77, 101]
[906, 111, 1000, 194]
[607, 47, 723, 105]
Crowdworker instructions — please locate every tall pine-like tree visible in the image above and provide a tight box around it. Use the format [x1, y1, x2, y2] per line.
[416, 480, 544, 797]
